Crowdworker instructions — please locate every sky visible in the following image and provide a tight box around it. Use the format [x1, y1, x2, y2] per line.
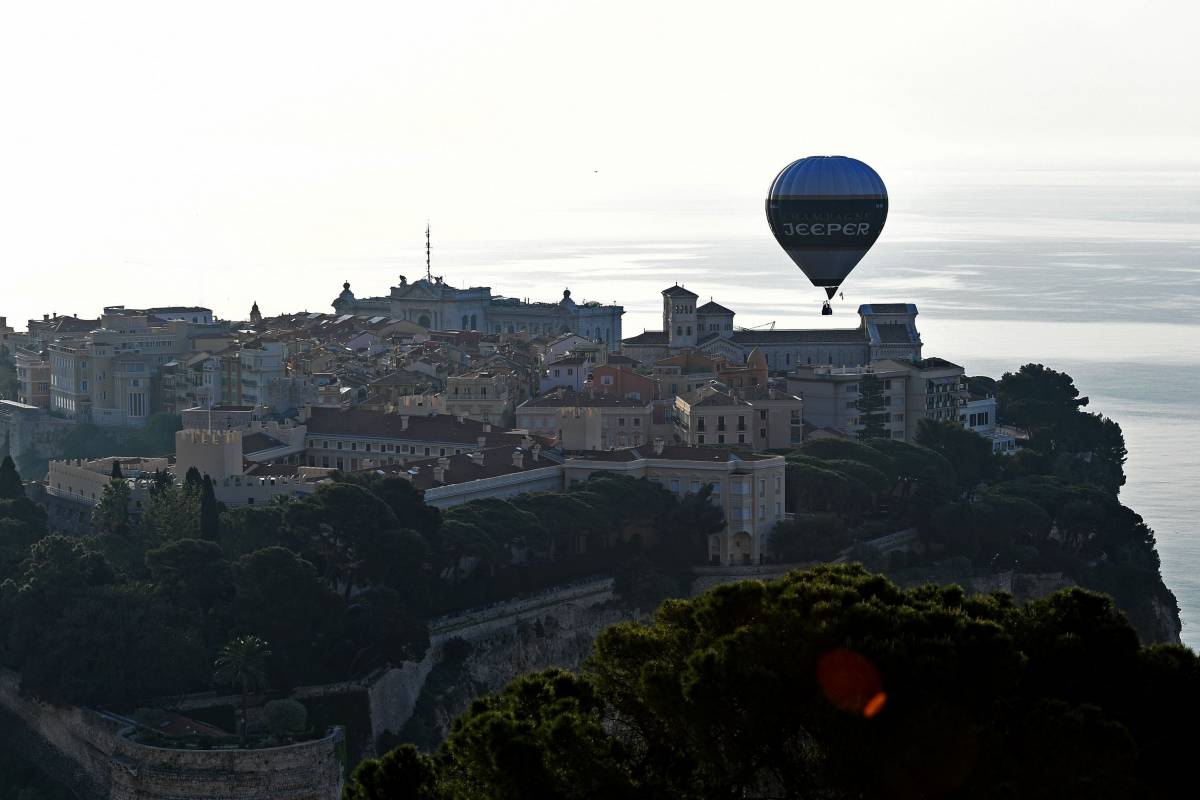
[2, 0, 1198, 325]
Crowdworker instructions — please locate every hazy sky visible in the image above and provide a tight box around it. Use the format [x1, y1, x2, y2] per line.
[2, 0, 1197, 324]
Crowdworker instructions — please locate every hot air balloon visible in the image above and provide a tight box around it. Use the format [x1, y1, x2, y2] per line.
[765, 156, 888, 314]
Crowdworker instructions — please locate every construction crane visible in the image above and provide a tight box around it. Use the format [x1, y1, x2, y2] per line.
[735, 320, 776, 332]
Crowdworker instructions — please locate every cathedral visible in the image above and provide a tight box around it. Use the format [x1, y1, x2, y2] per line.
[621, 284, 922, 370]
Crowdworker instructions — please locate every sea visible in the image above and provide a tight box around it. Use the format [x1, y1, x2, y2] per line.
[398, 169, 1200, 649]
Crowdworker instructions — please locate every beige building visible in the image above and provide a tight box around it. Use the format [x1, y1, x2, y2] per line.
[562, 440, 786, 565]
[787, 363, 911, 440]
[673, 385, 804, 451]
[47, 311, 193, 426]
[516, 392, 653, 451]
[443, 368, 525, 425]
[14, 348, 51, 408]
[786, 357, 969, 441]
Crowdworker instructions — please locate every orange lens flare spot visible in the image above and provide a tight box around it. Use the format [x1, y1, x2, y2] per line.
[862, 691, 887, 718]
[816, 649, 885, 718]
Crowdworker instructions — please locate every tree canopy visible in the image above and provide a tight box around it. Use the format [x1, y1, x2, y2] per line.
[347, 565, 1200, 799]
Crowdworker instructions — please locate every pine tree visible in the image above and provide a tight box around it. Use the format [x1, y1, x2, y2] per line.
[92, 478, 132, 537]
[110, 459, 124, 479]
[0, 455, 23, 499]
[855, 372, 889, 441]
[199, 475, 220, 541]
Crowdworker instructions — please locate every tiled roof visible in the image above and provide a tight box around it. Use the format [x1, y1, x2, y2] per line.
[242, 433, 286, 454]
[521, 392, 649, 409]
[366, 444, 561, 490]
[371, 370, 434, 387]
[565, 445, 777, 463]
[661, 285, 699, 298]
[621, 331, 668, 345]
[914, 357, 963, 370]
[306, 407, 511, 443]
[696, 301, 735, 315]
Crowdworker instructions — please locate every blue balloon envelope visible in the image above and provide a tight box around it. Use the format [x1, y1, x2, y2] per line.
[765, 156, 888, 299]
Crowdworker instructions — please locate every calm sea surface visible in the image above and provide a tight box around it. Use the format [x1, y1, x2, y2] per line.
[403, 172, 1200, 649]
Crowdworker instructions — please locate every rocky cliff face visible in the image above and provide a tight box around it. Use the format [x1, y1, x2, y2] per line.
[396, 603, 639, 748]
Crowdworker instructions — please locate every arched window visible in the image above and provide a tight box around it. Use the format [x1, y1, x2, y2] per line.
[462, 315, 469, 330]
[418, 314, 431, 328]
[470, 314, 477, 330]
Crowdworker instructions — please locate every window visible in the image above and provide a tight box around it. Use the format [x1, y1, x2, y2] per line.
[553, 369, 561, 377]
[759, 478, 765, 495]
[633, 417, 641, 426]
[697, 434, 705, 444]
[759, 427, 766, 438]
[690, 479, 700, 493]
[350, 442, 357, 451]
[602, 375, 613, 385]
[718, 434, 725, 444]
[618, 417, 625, 426]
[670, 478, 680, 493]
[759, 410, 767, 420]
[738, 433, 745, 443]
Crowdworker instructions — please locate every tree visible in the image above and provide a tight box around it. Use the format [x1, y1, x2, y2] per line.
[92, 478, 132, 538]
[915, 417, 995, 495]
[110, 460, 123, 479]
[264, 698, 307, 739]
[854, 371, 889, 440]
[230, 547, 342, 687]
[199, 475, 220, 541]
[345, 744, 439, 800]
[214, 635, 273, 745]
[350, 565, 1196, 798]
[0, 456, 23, 500]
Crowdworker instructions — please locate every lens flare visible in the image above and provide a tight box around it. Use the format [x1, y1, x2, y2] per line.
[816, 649, 886, 718]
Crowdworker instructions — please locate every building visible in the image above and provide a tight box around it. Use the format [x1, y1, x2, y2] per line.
[333, 277, 624, 351]
[516, 391, 653, 450]
[673, 385, 804, 450]
[443, 369, 524, 425]
[14, 347, 51, 408]
[300, 406, 528, 470]
[0, 400, 72, 472]
[562, 440, 786, 565]
[787, 363, 911, 441]
[622, 285, 922, 369]
[367, 442, 564, 509]
[540, 355, 593, 393]
[586, 364, 658, 401]
[47, 310, 194, 426]
[786, 357, 970, 442]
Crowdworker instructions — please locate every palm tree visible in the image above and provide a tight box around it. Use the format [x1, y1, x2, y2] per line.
[214, 635, 272, 746]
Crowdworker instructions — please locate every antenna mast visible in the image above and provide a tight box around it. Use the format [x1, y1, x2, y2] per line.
[425, 221, 432, 282]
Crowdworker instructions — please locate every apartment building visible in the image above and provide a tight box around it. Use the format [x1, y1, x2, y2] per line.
[300, 406, 528, 470]
[516, 391, 653, 450]
[47, 311, 192, 426]
[673, 385, 804, 450]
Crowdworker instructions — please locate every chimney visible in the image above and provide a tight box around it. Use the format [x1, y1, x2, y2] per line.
[433, 457, 449, 484]
[531, 443, 541, 462]
[43, 314, 49, 321]
[401, 415, 410, 431]
[482, 423, 491, 433]
[476, 435, 487, 448]
[521, 434, 533, 449]
[653, 437, 665, 455]
[469, 451, 486, 466]
[512, 448, 524, 468]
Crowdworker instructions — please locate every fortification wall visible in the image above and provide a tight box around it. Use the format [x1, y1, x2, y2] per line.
[108, 729, 344, 800]
[0, 670, 115, 798]
[0, 669, 344, 800]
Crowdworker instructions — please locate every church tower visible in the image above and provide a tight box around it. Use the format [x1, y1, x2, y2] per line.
[249, 301, 262, 326]
[662, 284, 699, 349]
